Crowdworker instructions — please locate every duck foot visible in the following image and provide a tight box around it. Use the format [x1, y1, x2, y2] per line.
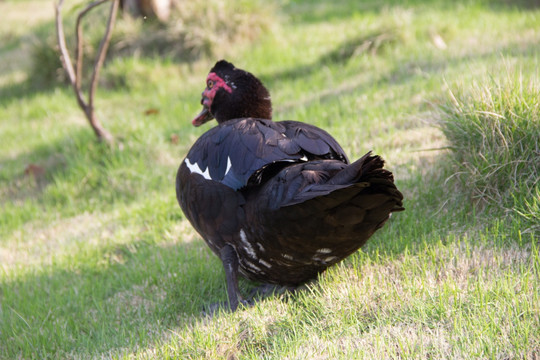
[249, 283, 298, 300]
[203, 283, 303, 315]
[203, 298, 253, 316]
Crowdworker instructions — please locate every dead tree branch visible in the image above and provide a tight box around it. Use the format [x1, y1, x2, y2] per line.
[75, 0, 109, 91]
[55, 0, 119, 144]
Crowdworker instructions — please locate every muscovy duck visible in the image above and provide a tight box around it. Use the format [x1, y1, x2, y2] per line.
[176, 60, 404, 311]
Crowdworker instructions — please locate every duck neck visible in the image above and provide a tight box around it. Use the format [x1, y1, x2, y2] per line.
[215, 100, 273, 123]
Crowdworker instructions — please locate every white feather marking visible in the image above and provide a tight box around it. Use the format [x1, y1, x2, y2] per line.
[324, 256, 338, 262]
[317, 248, 332, 254]
[245, 260, 262, 272]
[300, 155, 308, 161]
[258, 259, 272, 268]
[256, 242, 265, 252]
[184, 158, 211, 180]
[225, 156, 232, 176]
[282, 254, 294, 260]
[239, 229, 256, 258]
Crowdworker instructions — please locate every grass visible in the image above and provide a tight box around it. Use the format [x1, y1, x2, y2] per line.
[439, 70, 539, 203]
[1, 0, 539, 359]
[29, 0, 275, 88]
[439, 69, 540, 239]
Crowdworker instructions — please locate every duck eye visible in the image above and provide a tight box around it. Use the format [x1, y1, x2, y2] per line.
[207, 80, 214, 89]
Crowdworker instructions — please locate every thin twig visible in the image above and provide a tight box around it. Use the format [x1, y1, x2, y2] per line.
[89, 0, 119, 113]
[75, 0, 109, 91]
[55, 0, 86, 110]
[55, 0, 116, 144]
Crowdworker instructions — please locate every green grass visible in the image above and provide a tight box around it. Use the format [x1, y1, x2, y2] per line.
[29, 0, 275, 88]
[438, 70, 540, 236]
[1, 0, 539, 359]
[439, 70, 539, 201]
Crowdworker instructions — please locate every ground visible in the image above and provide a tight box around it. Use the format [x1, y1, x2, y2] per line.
[0, 0, 538, 358]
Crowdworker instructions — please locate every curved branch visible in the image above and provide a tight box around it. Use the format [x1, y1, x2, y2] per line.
[55, 0, 117, 144]
[75, 0, 109, 90]
[55, 0, 86, 110]
[89, 0, 120, 112]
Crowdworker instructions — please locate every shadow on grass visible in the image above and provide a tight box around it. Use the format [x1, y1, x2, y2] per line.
[2, 148, 528, 358]
[0, 205, 405, 358]
[0, 146, 451, 358]
[0, 72, 63, 108]
[261, 34, 539, 115]
[0, 233, 226, 358]
[0, 126, 176, 240]
[1, 129, 102, 203]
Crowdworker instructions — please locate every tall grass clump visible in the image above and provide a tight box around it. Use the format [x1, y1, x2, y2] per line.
[439, 70, 539, 229]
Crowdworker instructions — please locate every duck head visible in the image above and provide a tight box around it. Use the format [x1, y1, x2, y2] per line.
[192, 60, 273, 126]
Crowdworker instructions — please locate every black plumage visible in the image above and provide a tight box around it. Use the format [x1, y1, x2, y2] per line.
[176, 60, 404, 310]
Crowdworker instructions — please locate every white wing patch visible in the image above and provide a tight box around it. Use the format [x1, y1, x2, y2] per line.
[317, 248, 332, 254]
[258, 259, 272, 268]
[240, 229, 257, 259]
[184, 158, 211, 180]
[225, 156, 232, 176]
[244, 260, 262, 272]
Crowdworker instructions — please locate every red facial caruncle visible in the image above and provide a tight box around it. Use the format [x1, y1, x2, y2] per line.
[192, 73, 233, 127]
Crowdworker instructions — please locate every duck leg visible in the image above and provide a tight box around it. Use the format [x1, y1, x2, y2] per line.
[219, 244, 244, 311]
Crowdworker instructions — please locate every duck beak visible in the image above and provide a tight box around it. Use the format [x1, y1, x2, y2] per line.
[192, 106, 214, 127]
[192, 91, 215, 127]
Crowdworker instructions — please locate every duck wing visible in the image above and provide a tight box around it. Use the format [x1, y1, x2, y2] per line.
[181, 118, 349, 191]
